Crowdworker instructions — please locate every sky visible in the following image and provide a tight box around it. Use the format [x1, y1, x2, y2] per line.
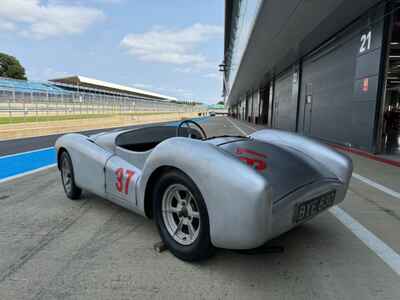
[0, 0, 224, 104]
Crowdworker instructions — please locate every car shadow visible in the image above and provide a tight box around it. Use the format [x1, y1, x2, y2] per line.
[81, 191, 335, 285]
[83, 190, 328, 254]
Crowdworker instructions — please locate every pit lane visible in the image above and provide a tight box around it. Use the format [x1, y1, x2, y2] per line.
[0, 116, 399, 299]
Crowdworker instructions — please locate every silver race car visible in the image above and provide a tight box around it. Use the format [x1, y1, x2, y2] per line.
[55, 119, 352, 261]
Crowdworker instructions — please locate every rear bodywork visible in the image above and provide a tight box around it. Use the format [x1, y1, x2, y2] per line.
[223, 129, 352, 243]
[55, 126, 352, 250]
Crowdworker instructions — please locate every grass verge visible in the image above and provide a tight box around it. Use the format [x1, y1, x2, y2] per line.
[0, 112, 178, 125]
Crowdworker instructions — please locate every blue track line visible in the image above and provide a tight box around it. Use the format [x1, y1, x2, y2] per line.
[0, 148, 57, 180]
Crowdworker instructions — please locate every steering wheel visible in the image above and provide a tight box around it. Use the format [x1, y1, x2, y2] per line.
[176, 119, 207, 139]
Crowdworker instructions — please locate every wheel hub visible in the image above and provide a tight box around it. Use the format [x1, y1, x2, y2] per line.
[161, 184, 201, 246]
[178, 206, 188, 218]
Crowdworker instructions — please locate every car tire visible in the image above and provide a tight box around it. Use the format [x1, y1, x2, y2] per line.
[153, 170, 214, 261]
[60, 151, 82, 200]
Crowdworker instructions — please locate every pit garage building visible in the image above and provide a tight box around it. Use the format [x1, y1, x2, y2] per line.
[223, 0, 400, 155]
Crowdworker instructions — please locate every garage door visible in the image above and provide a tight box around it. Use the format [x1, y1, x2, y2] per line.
[298, 10, 385, 151]
[273, 70, 297, 131]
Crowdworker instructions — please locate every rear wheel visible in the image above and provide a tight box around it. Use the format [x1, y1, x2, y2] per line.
[153, 170, 214, 261]
[60, 151, 82, 200]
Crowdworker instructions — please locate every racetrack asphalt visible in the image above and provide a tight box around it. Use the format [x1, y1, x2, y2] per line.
[0, 124, 149, 157]
[0, 116, 400, 299]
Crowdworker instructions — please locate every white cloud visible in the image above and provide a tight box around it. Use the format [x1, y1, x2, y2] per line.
[121, 23, 223, 69]
[0, 20, 16, 31]
[0, 0, 104, 39]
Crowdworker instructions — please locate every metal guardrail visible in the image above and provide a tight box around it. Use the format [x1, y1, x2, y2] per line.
[0, 85, 205, 123]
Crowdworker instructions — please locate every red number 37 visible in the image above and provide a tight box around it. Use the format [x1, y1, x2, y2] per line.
[115, 168, 135, 195]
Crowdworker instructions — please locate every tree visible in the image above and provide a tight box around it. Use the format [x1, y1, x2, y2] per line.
[217, 100, 224, 105]
[0, 53, 27, 80]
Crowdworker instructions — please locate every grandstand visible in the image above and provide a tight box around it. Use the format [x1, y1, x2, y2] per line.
[0, 76, 198, 120]
[0, 77, 68, 94]
[50, 75, 177, 101]
[0, 75, 177, 102]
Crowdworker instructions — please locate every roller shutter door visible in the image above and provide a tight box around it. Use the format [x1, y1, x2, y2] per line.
[298, 9, 385, 151]
[273, 70, 297, 131]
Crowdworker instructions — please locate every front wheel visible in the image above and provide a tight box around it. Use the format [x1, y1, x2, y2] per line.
[60, 151, 82, 200]
[153, 170, 214, 261]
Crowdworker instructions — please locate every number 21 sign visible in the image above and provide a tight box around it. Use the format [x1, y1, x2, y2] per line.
[360, 31, 372, 53]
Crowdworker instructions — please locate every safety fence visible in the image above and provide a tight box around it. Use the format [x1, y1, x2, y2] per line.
[0, 83, 205, 123]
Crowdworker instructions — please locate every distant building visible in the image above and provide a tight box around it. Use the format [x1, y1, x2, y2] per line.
[208, 103, 228, 115]
[50, 75, 177, 101]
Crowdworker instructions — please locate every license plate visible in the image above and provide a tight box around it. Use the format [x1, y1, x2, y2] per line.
[293, 190, 336, 223]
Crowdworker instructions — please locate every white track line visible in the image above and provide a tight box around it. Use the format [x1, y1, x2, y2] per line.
[352, 173, 400, 200]
[225, 117, 248, 135]
[225, 116, 260, 132]
[0, 146, 54, 159]
[226, 117, 400, 275]
[330, 206, 400, 276]
[0, 164, 57, 184]
[237, 121, 258, 132]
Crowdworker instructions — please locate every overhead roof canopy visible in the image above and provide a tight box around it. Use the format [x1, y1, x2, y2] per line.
[225, 0, 382, 106]
[50, 75, 177, 101]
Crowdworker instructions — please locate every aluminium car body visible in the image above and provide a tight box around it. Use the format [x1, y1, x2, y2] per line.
[55, 120, 352, 260]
